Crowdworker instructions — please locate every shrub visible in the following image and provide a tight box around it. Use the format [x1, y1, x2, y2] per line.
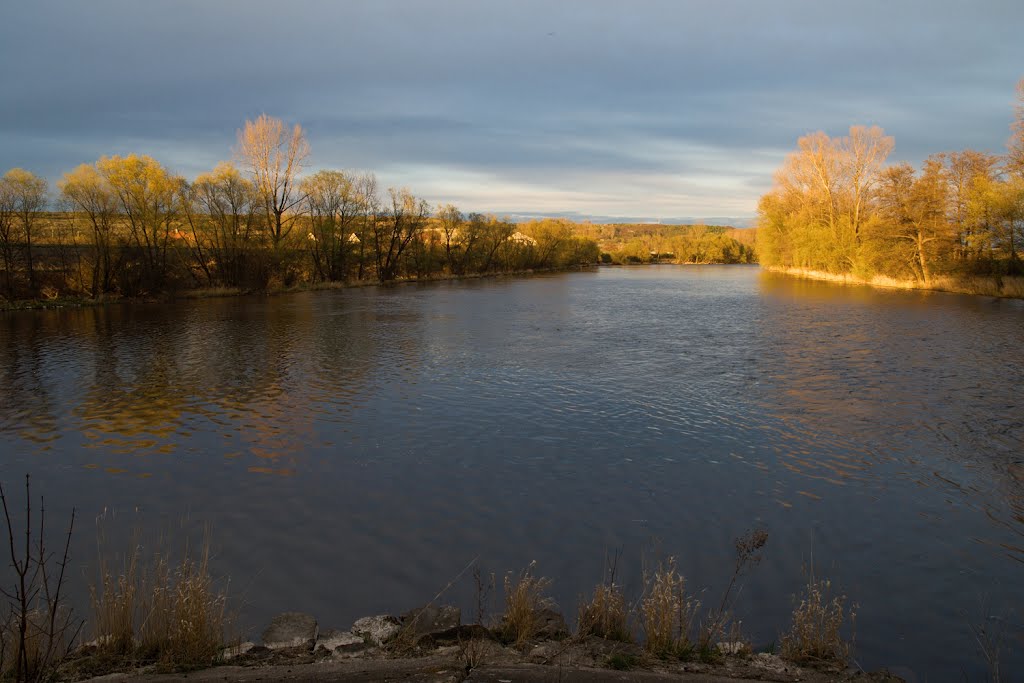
[90, 530, 229, 671]
[781, 574, 856, 665]
[0, 476, 81, 683]
[499, 562, 553, 648]
[640, 558, 699, 658]
[578, 583, 630, 641]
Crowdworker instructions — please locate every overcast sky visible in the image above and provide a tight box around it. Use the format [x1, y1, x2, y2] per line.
[1, 1, 1022, 224]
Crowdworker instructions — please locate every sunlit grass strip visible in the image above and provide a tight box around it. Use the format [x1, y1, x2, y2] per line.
[768, 266, 1024, 299]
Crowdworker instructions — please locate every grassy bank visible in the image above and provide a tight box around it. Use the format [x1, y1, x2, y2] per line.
[0, 484, 868, 681]
[766, 266, 1024, 299]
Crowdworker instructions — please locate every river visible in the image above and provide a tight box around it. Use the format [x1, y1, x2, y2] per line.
[1, 266, 1022, 678]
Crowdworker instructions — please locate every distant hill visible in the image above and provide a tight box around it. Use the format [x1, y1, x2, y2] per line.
[497, 211, 755, 228]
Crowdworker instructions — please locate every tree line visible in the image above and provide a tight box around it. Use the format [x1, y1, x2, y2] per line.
[575, 223, 755, 265]
[0, 115, 600, 302]
[757, 79, 1024, 288]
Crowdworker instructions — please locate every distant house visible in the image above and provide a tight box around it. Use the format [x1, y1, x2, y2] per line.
[347, 233, 360, 244]
[508, 231, 538, 246]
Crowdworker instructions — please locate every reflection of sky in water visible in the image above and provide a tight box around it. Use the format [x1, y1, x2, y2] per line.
[1, 267, 1022, 678]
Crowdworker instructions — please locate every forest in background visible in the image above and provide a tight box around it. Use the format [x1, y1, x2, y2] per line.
[0, 115, 608, 304]
[757, 79, 1024, 293]
[577, 223, 756, 265]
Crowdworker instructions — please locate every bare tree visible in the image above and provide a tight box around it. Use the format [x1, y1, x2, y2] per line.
[3, 170, 48, 295]
[841, 125, 894, 243]
[372, 188, 430, 281]
[436, 203, 464, 274]
[0, 175, 16, 298]
[302, 170, 362, 281]
[353, 173, 379, 280]
[0, 475, 81, 682]
[183, 163, 261, 287]
[235, 114, 310, 248]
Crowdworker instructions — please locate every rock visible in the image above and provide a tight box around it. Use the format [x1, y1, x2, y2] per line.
[262, 612, 318, 650]
[535, 608, 569, 640]
[221, 641, 256, 661]
[401, 604, 461, 638]
[351, 614, 401, 646]
[80, 634, 120, 651]
[716, 641, 748, 655]
[315, 629, 368, 654]
[417, 623, 495, 648]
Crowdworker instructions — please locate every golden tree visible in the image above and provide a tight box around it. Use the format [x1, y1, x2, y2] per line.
[235, 114, 310, 248]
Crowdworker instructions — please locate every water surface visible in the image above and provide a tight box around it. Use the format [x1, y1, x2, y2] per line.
[1, 266, 1022, 677]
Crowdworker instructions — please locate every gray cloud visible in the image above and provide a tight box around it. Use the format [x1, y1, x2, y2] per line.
[2, 0, 1021, 221]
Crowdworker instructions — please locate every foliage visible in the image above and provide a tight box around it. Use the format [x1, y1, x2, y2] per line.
[580, 222, 755, 264]
[758, 80, 1024, 286]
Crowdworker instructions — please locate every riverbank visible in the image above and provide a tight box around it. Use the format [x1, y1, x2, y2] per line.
[765, 266, 1024, 299]
[0, 266, 592, 312]
[65, 605, 906, 683]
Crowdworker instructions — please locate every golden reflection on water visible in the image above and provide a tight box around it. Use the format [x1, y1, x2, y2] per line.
[758, 270, 1024, 563]
[0, 294, 399, 479]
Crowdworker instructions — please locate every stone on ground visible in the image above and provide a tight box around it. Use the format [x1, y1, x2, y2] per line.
[401, 604, 461, 638]
[262, 612, 318, 650]
[316, 629, 368, 654]
[535, 608, 569, 640]
[351, 614, 402, 646]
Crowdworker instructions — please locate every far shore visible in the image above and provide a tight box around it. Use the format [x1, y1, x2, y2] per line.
[0, 265, 597, 313]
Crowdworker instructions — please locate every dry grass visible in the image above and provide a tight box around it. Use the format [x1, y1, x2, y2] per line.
[499, 562, 553, 648]
[640, 558, 699, 658]
[770, 266, 1024, 299]
[697, 528, 768, 653]
[780, 573, 856, 665]
[0, 608, 72, 682]
[457, 632, 490, 673]
[578, 583, 630, 642]
[90, 530, 229, 671]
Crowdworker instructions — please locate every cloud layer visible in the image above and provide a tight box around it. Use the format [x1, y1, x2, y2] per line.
[2, 0, 1021, 223]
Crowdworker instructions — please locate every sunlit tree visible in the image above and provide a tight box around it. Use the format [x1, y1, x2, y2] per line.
[235, 114, 309, 248]
[0, 174, 17, 297]
[58, 163, 121, 296]
[183, 162, 261, 287]
[1008, 78, 1024, 178]
[436, 203, 465, 275]
[372, 188, 429, 281]
[875, 159, 950, 283]
[301, 169, 363, 281]
[3, 169, 48, 294]
[96, 154, 183, 293]
[942, 150, 998, 262]
[843, 125, 894, 244]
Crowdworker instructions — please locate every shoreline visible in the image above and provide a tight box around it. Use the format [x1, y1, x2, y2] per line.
[65, 603, 905, 683]
[0, 266, 595, 313]
[764, 266, 1024, 299]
